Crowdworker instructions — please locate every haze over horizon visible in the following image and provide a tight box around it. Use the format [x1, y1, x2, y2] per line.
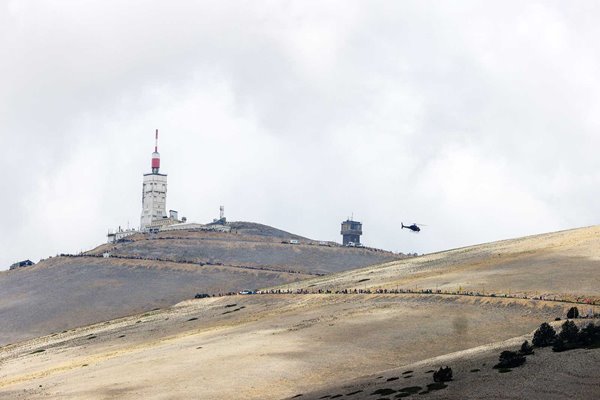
[3, 1, 600, 269]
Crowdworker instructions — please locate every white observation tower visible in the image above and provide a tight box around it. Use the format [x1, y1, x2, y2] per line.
[140, 129, 167, 231]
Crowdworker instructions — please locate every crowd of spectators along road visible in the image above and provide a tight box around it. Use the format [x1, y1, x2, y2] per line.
[203, 287, 599, 309]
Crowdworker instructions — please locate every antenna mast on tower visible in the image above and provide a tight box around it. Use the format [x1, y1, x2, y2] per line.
[151, 129, 161, 174]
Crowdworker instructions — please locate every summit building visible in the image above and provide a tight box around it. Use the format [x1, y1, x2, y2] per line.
[140, 129, 168, 231]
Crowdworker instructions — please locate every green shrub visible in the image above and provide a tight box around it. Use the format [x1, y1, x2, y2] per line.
[433, 366, 452, 382]
[552, 337, 567, 352]
[567, 307, 579, 319]
[533, 322, 557, 347]
[558, 320, 579, 343]
[494, 351, 526, 369]
[520, 340, 534, 355]
[578, 323, 600, 346]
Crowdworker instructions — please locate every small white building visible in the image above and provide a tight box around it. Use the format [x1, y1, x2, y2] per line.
[107, 227, 137, 243]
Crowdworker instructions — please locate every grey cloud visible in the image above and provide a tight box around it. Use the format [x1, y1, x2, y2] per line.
[2, 1, 600, 268]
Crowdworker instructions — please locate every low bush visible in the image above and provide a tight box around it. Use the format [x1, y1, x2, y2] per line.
[552, 337, 567, 352]
[533, 322, 557, 347]
[433, 366, 453, 382]
[578, 323, 600, 346]
[494, 351, 526, 369]
[519, 340, 534, 355]
[558, 320, 579, 343]
[553, 322, 600, 351]
[567, 307, 579, 319]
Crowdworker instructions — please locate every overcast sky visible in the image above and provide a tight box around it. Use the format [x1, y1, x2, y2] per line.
[2, 1, 600, 269]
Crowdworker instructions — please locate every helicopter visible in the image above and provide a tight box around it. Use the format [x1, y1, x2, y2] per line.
[401, 223, 425, 232]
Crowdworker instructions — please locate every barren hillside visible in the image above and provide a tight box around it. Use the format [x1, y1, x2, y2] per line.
[0, 222, 400, 345]
[0, 294, 578, 400]
[1, 226, 599, 399]
[278, 225, 600, 303]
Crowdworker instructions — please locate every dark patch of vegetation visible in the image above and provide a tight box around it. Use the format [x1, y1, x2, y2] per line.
[470, 369, 480, 372]
[187, 317, 198, 321]
[588, 340, 600, 349]
[520, 340, 534, 355]
[399, 386, 422, 394]
[330, 395, 343, 399]
[371, 388, 397, 396]
[555, 317, 561, 321]
[87, 335, 97, 340]
[433, 366, 452, 382]
[424, 370, 434, 374]
[552, 338, 567, 352]
[222, 306, 246, 315]
[318, 396, 330, 399]
[532, 322, 557, 347]
[403, 375, 412, 379]
[553, 321, 578, 352]
[494, 351, 526, 369]
[558, 320, 579, 342]
[551, 320, 600, 351]
[387, 377, 399, 381]
[82, 364, 88, 367]
[118, 334, 126, 338]
[579, 323, 600, 348]
[30, 349, 45, 354]
[358, 278, 370, 283]
[376, 376, 384, 379]
[395, 394, 410, 398]
[136, 320, 141, 324]
[224, 303, 237, 308]
[346, 390, 363, 396]
[567, 307, 579, 319]
[291, 394, 303, 398]
[402, 370, 413, 375]
[498, 368, 512, 373]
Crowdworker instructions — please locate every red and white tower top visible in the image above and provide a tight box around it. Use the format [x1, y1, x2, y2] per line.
[151, 129, 160, 174]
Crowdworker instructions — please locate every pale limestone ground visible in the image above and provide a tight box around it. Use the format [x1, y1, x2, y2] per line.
[0, 294, 564, 399]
